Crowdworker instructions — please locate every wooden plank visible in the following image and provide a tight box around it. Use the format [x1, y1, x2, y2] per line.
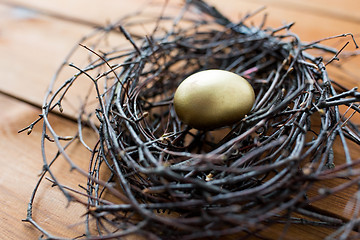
[0, 0, 359, 110]
[0, 0, 152, 26]
[0, 4, 92, 107]
[208, 0, 360, 42]
[3, 0, 360, 28]
[258, 223, 353, 240]
[0, 2, 185, 118]
[0, 93, 101, 239]
[0, 3, 130, 118]
[239, 0, 360, 25]
[308, 137, 360, 220]
[1, 92, 347, 239]
[3, 0, 360, 41]
[0, 94, 355, 240]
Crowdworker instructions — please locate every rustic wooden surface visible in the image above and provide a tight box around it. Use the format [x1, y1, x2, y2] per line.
[0, 0, 359, 239]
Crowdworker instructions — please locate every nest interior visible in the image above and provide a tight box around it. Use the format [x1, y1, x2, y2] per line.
[23, 1, 360, 239]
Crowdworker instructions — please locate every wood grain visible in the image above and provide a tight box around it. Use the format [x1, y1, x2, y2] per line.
[0, 93, 102, 239]
[0, 4, 90, 107]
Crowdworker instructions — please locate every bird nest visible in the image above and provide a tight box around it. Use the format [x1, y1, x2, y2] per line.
[22, 0, 360, 239]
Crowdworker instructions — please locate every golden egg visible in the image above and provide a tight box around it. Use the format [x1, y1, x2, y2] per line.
[173, 69, 255, 130]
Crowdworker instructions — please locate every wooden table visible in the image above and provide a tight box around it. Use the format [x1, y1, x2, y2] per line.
[1, 0, 359, 239]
